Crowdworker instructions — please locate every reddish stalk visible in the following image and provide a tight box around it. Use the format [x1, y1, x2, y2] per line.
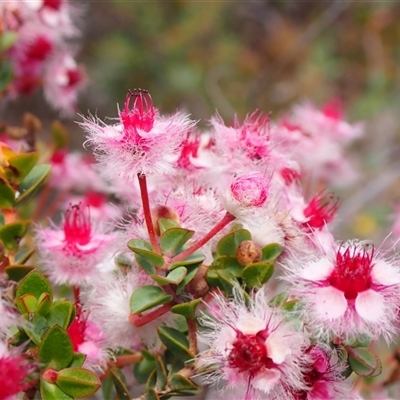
[137, 173, 161, 254]
[171, 211, 235, 264]
[129, 302, 173, 327]
[186, 318, 198, 355]
[73, 286, 80, 303]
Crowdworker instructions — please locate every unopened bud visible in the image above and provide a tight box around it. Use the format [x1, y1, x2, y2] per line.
[236, 240, 262, 266]
[42, 369, 58, 383]
[151, 205, 180, 236]
[230, 171, 269, 207]
[187, 265, 209, 298]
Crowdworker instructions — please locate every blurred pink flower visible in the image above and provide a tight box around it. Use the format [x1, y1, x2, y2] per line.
[35, 203, 116, 285]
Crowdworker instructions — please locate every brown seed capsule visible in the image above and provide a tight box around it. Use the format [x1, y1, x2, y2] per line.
[151, 205, 180, 236]
[187, 265, 210, 298]
[236, 240, 262, 266]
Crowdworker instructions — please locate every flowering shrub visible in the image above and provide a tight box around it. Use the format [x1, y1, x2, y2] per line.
[1, 3, 400, 400]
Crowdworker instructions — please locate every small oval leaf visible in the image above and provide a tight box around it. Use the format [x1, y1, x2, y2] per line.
[39, 325, 73, 370]
[56, 368, 101, 398]
[130, 285, 173, 315]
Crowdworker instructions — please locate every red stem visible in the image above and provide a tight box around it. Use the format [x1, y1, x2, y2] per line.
[129, 302, 173, 327]
[171, 211, 235, 264]
[137, 173, 161, 254]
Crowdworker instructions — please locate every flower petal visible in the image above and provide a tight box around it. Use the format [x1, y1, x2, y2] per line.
[355, 289, 385, 322]
[251, 368, 281, 393]
[265, 330, 291, 364]
[314, 286, 347, 320]
[371, 260, 400, 286]
[300, 258, 334, 281]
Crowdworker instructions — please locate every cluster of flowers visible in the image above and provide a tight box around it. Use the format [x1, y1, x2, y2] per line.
[0, 0, 85, 114]
[2, 88, 398, 400]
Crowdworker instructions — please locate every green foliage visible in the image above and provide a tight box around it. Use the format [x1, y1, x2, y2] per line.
[347, 347, 382, 377]
[157, 326, 194, 363]
[130, 285, 173, 314]
[16, 164, 51, 204]
[56, 368, 101, 398]
[160, 227, 194, 255]
[39, 325, 73, 370]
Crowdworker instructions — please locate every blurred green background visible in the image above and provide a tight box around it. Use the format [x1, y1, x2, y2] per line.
[5, 0, 400, 241]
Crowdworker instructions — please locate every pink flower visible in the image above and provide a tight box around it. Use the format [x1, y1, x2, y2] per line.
[0, 342, 34, 400]
[81, 89, 196, 180]
[196, 289, 309, 400]
[49, 150, 107, 193]
[43, 51, 85, 115]
[285, 240, 400, 341]
[290, 191, 340, 232]
[35, 203, 116, 286]
[67, 303, 108, 372]
[292, 345, 350, 400]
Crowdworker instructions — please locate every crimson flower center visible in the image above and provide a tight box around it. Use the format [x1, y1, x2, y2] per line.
[63, 204, 91, 246]
[227, 332, 272, 376]
[328, 246, 374, 300]
[120, 89, 156, 144]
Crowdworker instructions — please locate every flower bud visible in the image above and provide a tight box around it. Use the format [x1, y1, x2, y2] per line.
[236, 240, 262, 266]
[151, 205, 180, 236]
[187, 265, 209, 298]
[230, 171, 269, 207]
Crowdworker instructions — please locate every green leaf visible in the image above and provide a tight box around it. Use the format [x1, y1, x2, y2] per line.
[41, 380, 73, 400]
[135, 254, 157, 275]
[24, 314, 48, 345]
[211, 256, 243, 277]
[130, 285, 173, 314]
[348, 347, 381, 377]
[145, 388, 160, 400]
[155, 355, 167, 389]
[151, 267, 187, 286]
[268, 292, 289, 308]
[16, 270, 53, 303]
[36, 292, 52, 316]
[216, 229, 252, 257]
[8, 152, 39, 183]
[176, 263, 202, 294]
[170, 251, 205, 270]
[128, 239, 164, 268]
[169, 374, 197, 391]
[242, 262, 274, 288]
[47, 300, 75, 330]
[157, 326, 194, 363]
[261, 243, 283, 262]
[5, 264, 34, 284]
[56, 368, 101, 398]
[0, 220, 30, 251]
[68, 353, 86, 368]
[171, 299, 202, 319]
[161, 227, 194, 255]
[0, 60, 13, 91]
[110, 368, 130, 400]
[39, 325, 73, 370]
[0, 179, 15, 209]
[158, 218, 180, 235]
[18, 293, 37, 314]
[16, 164, 51, 204]
[15, 247, 35, 264]
[0, 32, 18, 52]
[101, 375, 114, 400]
[134, 351, 156, 384]
[216, 270, 238, 295]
